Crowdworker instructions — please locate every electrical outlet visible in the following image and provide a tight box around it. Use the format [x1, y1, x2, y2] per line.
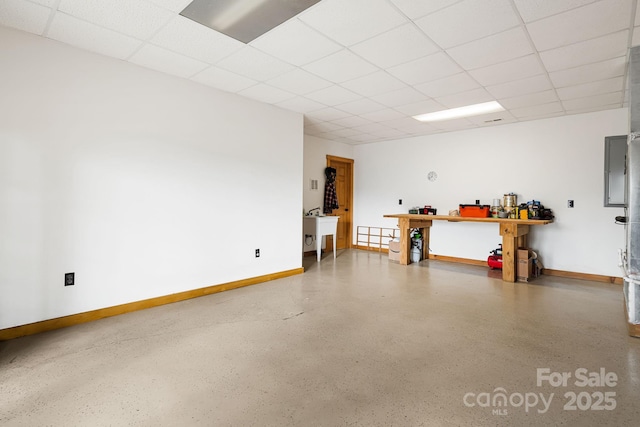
[65, 272, 75, 286]
[255, 249, 260, 258]
[568, 200, 574, 208]
[399, 199, 402, 205]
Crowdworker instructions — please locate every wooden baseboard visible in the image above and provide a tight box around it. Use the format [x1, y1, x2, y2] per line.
[543, 268, 622, 285]
[356, 247, 624, 285]
[0, 268, 304, 341]
[354, 245, 388, 254]
[427, 254, 487, 267]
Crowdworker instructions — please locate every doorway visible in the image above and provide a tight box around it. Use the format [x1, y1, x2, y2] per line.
[326, 155, 354, 251]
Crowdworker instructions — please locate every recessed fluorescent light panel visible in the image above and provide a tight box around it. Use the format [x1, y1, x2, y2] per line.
[413, 101, 505, 122]
[180, 0, 321, 43]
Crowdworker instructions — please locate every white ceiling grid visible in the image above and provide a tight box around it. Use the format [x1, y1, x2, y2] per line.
[0, 0, 638, 145]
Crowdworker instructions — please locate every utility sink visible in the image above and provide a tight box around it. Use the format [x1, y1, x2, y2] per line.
[303, 216, 339, 262]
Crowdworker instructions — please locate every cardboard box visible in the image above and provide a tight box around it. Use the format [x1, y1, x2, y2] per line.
[389, 240, 401, 262]
[517, 248, 534, 282]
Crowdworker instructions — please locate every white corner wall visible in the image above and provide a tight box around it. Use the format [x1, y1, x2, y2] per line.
[0, 27, 303, 329]
[353, 109, 628, 277]
[302, 134, 354, 252]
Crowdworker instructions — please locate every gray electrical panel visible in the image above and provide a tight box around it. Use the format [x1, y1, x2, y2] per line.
[604, 135, 627, 207]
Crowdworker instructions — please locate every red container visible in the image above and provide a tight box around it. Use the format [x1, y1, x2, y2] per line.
[459, 204, 490, 218]
[487, 255, 503, 269]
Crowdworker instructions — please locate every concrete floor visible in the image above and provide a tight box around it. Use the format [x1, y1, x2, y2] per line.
[1, 249, 639, 426]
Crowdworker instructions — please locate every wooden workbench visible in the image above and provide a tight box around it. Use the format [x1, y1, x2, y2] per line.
[383, 214, 553, 282]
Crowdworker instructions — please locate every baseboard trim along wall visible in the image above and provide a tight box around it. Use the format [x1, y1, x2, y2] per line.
[353, 247, 623, 285]
[0, 268, 304, 341]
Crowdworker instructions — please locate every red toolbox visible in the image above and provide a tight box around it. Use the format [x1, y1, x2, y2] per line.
[459, 204, 490, 218]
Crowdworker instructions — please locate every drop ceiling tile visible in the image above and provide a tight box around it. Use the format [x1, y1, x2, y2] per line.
[394, 99, 446, 116]
[415, 73, 480, 98]
[540, 31, 629, 72]
[486, 74, 552, 99]
[309, 121, 345, 132]
[332, 127, 366, 138]
[510, 102, 564, 118]
[58, 0, 173, 40]
[303, 49, 378, 83]
[556, 77, 624, 100]
[350, 24, 440, 69]
[305, 107, 352, 121]
[129, 44, 209, 79]
[435, 88, 494, 109]
[0, 0, 50, 35]
[266, 68, 332, 95]
[389, 120, 439, 134]
[561, 91, 623, 111]
[469, 54, 544, 86]
[146, 0, 192, 13]
[360, 108, 406, 122]
[415, 0, 521, 49]
[330, 115, 373, 128]
[565, 104, 622, 115]
[370, 87, 426, 107]
[216, 46, 295, 82]
[381, 114, 433, 132]
[351, 122, 394, 134]
[238, 84, 295, 104]
[446, 27, 534, 70]
[298, 0, 407, 47]
[29, 0, 56, 6]
[150, 16, 244, 64]
[304, 116, 322, 126]
[335, 98, 385, 115]
[305, 85, 362, 106]
[388, 52, 462, 85]
[348, 133, 378, 142]
[498, 90, 559, 109]
[526, 0, 632, 51]
[47, 12, 142, 60]
[513, 0, 597, 23]
[341, 71, 406, 97]
[388, 0, 462, 20]
[549, 56, 626, 88]
[251, 19, 342, 66]
[191, 66, 257, 93]
[371, 127, 409, 138]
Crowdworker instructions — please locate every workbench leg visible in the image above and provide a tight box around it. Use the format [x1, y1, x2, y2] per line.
[502, 235, 516, 282]
[420, 226, 430, 261]
[500, 223, 530, 282]
[517, 234, 528, 250]
[398, 218, 411, 265]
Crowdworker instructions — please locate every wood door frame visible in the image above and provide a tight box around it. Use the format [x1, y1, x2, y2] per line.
[327, 155, 354, 249]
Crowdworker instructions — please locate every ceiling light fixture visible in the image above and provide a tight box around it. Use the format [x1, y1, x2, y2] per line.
[412, 101, 505, 122]
[181, 0, 321, 44]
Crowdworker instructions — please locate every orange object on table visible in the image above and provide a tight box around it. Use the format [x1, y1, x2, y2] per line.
[459, 204, 490, 218]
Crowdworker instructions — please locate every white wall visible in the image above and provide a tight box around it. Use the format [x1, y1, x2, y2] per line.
[0, 27, 303, 329]
[302, 134, 354, 252]
[354, 109, 628, 277]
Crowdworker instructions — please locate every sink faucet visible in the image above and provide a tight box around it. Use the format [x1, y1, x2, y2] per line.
[306, 207, 321, 216]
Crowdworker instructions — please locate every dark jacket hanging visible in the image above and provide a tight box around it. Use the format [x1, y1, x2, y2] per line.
[324, 167, 339, 214]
